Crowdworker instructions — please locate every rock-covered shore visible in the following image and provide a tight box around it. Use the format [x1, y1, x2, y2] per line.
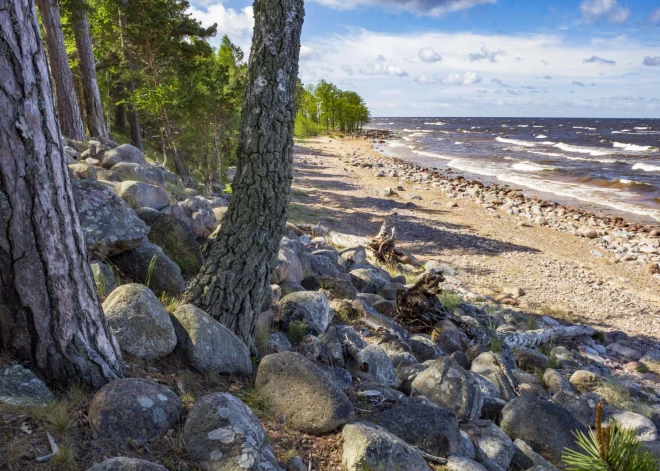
[2, 135, 660, 471]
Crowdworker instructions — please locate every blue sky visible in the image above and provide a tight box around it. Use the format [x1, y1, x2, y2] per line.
[188, 0, 660, 118]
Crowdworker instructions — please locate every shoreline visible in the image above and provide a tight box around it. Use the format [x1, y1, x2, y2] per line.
[364, 128, 660, 229]
[292, 135, 660, 340]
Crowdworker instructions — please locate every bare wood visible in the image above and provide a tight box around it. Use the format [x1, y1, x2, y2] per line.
[501, 325, 597, 349]
[36, 0, 87, 141]
[342, 339, 369, 372]
[185, 0, 305, 353]
[0, 0, 123, 388]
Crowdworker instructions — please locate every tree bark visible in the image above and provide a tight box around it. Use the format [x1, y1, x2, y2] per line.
[0, 0, 124, 388]
[114, 82, 126, 130]
[184, 0, 304, 352]
[36, 0, 87, 141]
[72, 6, 107, 137]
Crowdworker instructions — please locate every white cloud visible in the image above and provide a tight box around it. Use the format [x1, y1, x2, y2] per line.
[309, 0, 497, 16]
[418, 47, 442, 63]
[468, 46, 507, 62]
[644, 56, 660, 66]
[413, 73, 435, 84]
[187, 2, 254, 49]
[650, 8, 660, 25]
[300, 45, 317, 61]
[442, 71, 482, 85]
[359, 63, 408, 76]
[579, 0, 630, 23]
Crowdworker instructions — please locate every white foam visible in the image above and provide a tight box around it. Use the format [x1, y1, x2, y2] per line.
[424, 122, 446, 125]
[517, 125, 529, 128]
[412, 150, 455, 160]
[553, 142, 613, 156]
[408, 132, 428, 138]
[612, 142, 655, 152]
[535, 134, 548, 139]
[496, 137, 537, 147]
[526, 150, 620, 164]
[634, 127, 650, 130]
[512, 161, 558, 172]
[388, 142, 408, 148]
[632, 163, 660, 172]
[454, 141, 464, 145]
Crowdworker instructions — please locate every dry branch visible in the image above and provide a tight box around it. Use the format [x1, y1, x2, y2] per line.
[501, 325, 597, 348]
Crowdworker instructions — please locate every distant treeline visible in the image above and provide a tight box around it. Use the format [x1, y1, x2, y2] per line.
[295, 80, 370, 137]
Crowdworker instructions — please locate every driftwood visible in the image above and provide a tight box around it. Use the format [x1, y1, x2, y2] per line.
[36, 433, 59, 462]
[292, 222, 422, 267]
[501, 325, 597, 349]
[394, 272, 447, 331]
[419, 450, 448, 465]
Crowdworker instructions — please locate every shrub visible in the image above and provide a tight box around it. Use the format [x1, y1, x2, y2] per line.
[294, 115, 323, 138]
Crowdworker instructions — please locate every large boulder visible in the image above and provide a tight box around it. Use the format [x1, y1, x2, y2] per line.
[347, 344, 398, 387]
[607, 410, 658, 441]
[279, 291, 330, 335]
[183, 393, 282, 471]
[102, 284, 177, 360]
[135, 208, 203, 279]
[372, 403, 461, 456]
[89, 378, 182, 443]
[463, 421, 516, 470]
[349, 268, 389, 294]
[255, 352, 353, 434]
[302, 275, 358, 300]
[411, 357, 483, 420]
[110, 239, 185, 297]
[341, 421, 432, 471]
[281, 248, 304, 283]
[101, 144, 147, 169]
[171, 304, 251, 374]
[109, 162, 164, 186]
[471, 352, 518, 401]
[0, 365, 54, 406]
[72, 179, 149, 258]
[118, 181, 170, 211]
[500, 396, 588, 465]
[180, 196, 218, 239]
[86, 458, 168, 471]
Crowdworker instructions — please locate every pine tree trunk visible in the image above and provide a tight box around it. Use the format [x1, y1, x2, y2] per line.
[114, 82, 126, 130]
[36, 0, 87, 142]
[72, 7, 107, 137]
[118, 0, 142, 149]
[184, 0, 304, 352]
[0, 0, 124, 388]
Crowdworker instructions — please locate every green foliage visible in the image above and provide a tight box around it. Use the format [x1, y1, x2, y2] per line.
[438, 291, 463, 311]
[489, 337, 504, 352]
[563, 422, 659, 471]
[223, 183, 233, 195]
[294, 115, 323, 138]
[286, 321, 308, 344]
[144, 254, 158, 287]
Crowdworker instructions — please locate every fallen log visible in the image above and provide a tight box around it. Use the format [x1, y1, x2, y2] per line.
[500, 325, 597, 349]
[343, 339, 369, 372]
[395, 271, 447, 331]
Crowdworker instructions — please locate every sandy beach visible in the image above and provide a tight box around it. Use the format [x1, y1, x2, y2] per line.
[291, 136, 660, 344]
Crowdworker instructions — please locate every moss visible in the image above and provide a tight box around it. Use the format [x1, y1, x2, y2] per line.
[286, 320, 307, 344]
[0, 191, 12, 223]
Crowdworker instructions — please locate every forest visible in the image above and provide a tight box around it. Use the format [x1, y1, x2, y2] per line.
[38, 0, 368, 190]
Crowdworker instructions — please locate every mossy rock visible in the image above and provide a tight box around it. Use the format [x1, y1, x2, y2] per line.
[135, 208, 204, 279]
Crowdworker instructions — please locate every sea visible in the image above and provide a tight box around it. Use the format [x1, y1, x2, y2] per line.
[366, 117, 660, 223]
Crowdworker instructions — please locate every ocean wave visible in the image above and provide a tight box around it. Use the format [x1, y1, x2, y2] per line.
[613, 142, 656, 152]
[402, 136, 411, 141]
[424, 122, 446, 125]
[535, 134, 548, 139]
[632, 163, 660, 172]
[573, 126, 597, 131]
[512, 161, 558, 172]
[454, 141, 464, 145]
[526, 150, 621, 164]
[634, 127, 650, 130]
[611, 129, 632, 134]
[388, 142, 408, 148]
[412, 150, 455, 160]
[496, 137, 537, 147]
[553, 142, 613, 156]
[518, 125, 529, 128]
[408, 132, 429, 138]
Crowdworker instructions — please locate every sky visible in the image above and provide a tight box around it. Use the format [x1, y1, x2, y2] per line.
[188, 0, 660, 118]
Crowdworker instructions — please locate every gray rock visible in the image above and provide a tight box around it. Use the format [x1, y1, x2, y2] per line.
[432, 319, 469, 354]
[341, 421, 432, 471]
[0, 365, 54, 406]
[465, 422, 515, 470]
[101, 144, 147, 169]
[380, 281, 407, 301]
[352, 298, 408, 338]
[445, 456, 487, 471]
[458, 430, 476, 459]
[411, 357, 483, 420]
[183, 393, 282, 471]
[109, 162, 164, 186]
[320, 366, 353, 389]
[171, 304, 251, 374]
[513, 439, 557, 471]
[271, 251, 290, 284]
[279, 291, 330, 335]
[550, 390, 598, 428]
[569, 369, 599, 393]
[347, 344, 398, 387]
[135, 208, 203, 279]
[302, 275, 358, 300]
[372, 403, 461, 456]
[89, 378, 182, 443]
[267, 332, 292, 354]
[86, 458, 168, 471]
[543, 368, 577, 394]
[513, 347, 549, 370]
[349, 268, 389, 294]
[471, 352, 518, 401]
[180, 197, 218, 239]
[338, 246, 367, 264]
[90, 260, 118, 298]
[279, 281, 305, 297]
[410, 334, 444, 362]
[281, 248, 304, 284]
[118, 181, 170, 211]
[607, 410, 659, 441]
[110, 239, 185, 297]
[102, 284, 176, 360]
[356, 293, 395, 316]
[255, 352, 353, 434]
[425, 261, 457, 276]
[72, 179, 149, 258]
[500, 396, 588, 466]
